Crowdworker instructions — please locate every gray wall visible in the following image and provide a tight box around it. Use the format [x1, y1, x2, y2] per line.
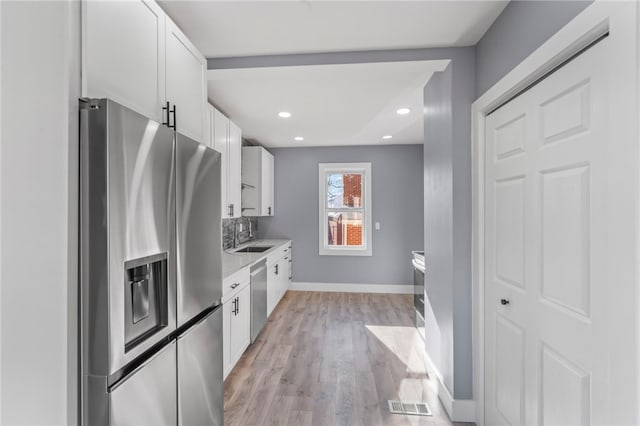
[421, 50, 475, 401]
[423, 66, 454, 397]
[476, 0, 592, 97]
[258, 145, 424, 285]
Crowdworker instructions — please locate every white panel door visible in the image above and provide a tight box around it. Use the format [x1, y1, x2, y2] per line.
[165, 17, 206, 142]
[228, 121, 242, 218]
[83, 0, 165, 122]
[485, 39, 610, 425]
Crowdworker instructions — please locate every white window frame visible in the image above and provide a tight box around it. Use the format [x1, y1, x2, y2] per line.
[318, 162, 372, 256]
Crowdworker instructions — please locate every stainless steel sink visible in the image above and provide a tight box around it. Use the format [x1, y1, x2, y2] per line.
[234, 246, 272, 253]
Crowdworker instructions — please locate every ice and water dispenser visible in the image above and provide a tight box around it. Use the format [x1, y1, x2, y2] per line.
[124, 252, 169, 352]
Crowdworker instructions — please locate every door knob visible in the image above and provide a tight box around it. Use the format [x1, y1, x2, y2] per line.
[500, 299, 510, 306]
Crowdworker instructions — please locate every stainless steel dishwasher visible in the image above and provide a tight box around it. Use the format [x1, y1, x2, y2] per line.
[250, 259, 268, 342]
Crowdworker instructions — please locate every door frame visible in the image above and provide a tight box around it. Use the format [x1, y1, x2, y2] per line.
[471, 3, 640, 425]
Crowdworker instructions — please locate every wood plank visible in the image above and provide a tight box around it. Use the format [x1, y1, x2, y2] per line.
[223, 291, 459, 426]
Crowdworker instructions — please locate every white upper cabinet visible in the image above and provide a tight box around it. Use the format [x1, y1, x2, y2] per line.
[262, 150, 274, 216]
[228, 121, 242, 219]
[83, 0, 206, 143]
[212, 106, 241, 219]
[165, 18, 206, 142]
[242, 147, 274, 217]
[213, 108, 230, 218]
[205, 103, 215, 149]
[83, 0, 166, 122]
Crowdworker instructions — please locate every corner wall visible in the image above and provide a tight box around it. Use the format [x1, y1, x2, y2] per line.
[1, 1, 80, 424]
[422, 47, 475, 404]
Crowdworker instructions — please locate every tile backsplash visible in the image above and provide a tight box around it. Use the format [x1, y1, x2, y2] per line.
[222, 217, 258, 250]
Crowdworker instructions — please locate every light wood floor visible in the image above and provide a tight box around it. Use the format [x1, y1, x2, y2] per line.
[224, 291, 467, 426]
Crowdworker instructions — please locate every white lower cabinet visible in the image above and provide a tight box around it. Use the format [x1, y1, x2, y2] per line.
[223, 241, 292, 377]
[267, 254, 290, 316]
[223, 281, 250, 379]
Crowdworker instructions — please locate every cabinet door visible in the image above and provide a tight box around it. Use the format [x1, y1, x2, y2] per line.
[222, 301, 231, 378]
[285, 254, 292, 284]
[261, 150, 274, 216]
[205, 104, 215, 149]
[83, 0, 165, 122]
[266, 263, 278, 316]
[228, 121, 242, 218]
[214, 109, 229, 218]
[165, 17, 206, 142]
[277, 257, 289, 302]
[230, 284, 251, 366]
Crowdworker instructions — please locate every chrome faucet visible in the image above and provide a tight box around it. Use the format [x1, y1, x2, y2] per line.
[233, 222, 240, 249]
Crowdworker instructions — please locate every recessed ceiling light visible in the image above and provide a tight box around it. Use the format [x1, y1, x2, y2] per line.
[382, 135, 393, 140]
[396, 107, 411, 115]
[278, 111, 291, 118]
[294, 136, 304, 141]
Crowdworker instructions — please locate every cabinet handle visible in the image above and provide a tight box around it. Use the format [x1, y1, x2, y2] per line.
[275, 264, 279, 275]
[228, 204, 233, 217]
[232, 298, 237, 315]
[230, 283, 240, 289]
[171, 104, 177, 130]
[236, 296, 239, 314]
[162, 101, 170, 127]
[268, 206, 272, 216]
[500, 299, 510, 306]
[162, 102, 177, 130]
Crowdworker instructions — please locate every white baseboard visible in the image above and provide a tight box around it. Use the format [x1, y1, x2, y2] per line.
[289, 282, 413, 294]
[423, 350, 476, 423]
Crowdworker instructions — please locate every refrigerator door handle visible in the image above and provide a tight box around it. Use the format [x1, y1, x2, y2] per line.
[108, 340, 176, 392]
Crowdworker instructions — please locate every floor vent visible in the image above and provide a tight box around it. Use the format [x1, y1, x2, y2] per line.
[387, 400, 432, 416]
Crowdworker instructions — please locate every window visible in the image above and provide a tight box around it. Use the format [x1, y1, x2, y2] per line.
[319, 162, 372, 256]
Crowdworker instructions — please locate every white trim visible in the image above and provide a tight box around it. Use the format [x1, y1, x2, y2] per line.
[289, 282, 412, 294]
[0, 1, 3, 421]
[436, 380, 476, 423]
[423, 350, 476, 423]
[318, 162, 372, 256]
[472, 2, 639, 425]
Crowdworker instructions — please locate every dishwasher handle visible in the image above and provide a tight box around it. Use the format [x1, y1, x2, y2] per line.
[250, 260, 267, 277]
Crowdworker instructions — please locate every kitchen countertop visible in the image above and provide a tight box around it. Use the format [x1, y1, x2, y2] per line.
[222, 239, 291, 278]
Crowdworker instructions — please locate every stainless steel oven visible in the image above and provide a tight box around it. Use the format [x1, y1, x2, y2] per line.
[412, 251, 425, 338]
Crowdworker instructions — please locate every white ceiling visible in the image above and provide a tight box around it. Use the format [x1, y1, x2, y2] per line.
[207, 60, 449, 147]
[159, 1, 508, 148]
[159, 1, 508, 58]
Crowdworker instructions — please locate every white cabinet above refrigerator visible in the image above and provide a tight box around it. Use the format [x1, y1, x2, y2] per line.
[82, 0, 206, 142]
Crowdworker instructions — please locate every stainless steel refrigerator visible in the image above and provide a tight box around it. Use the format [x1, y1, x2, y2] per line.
[79, 98, 223, 425]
